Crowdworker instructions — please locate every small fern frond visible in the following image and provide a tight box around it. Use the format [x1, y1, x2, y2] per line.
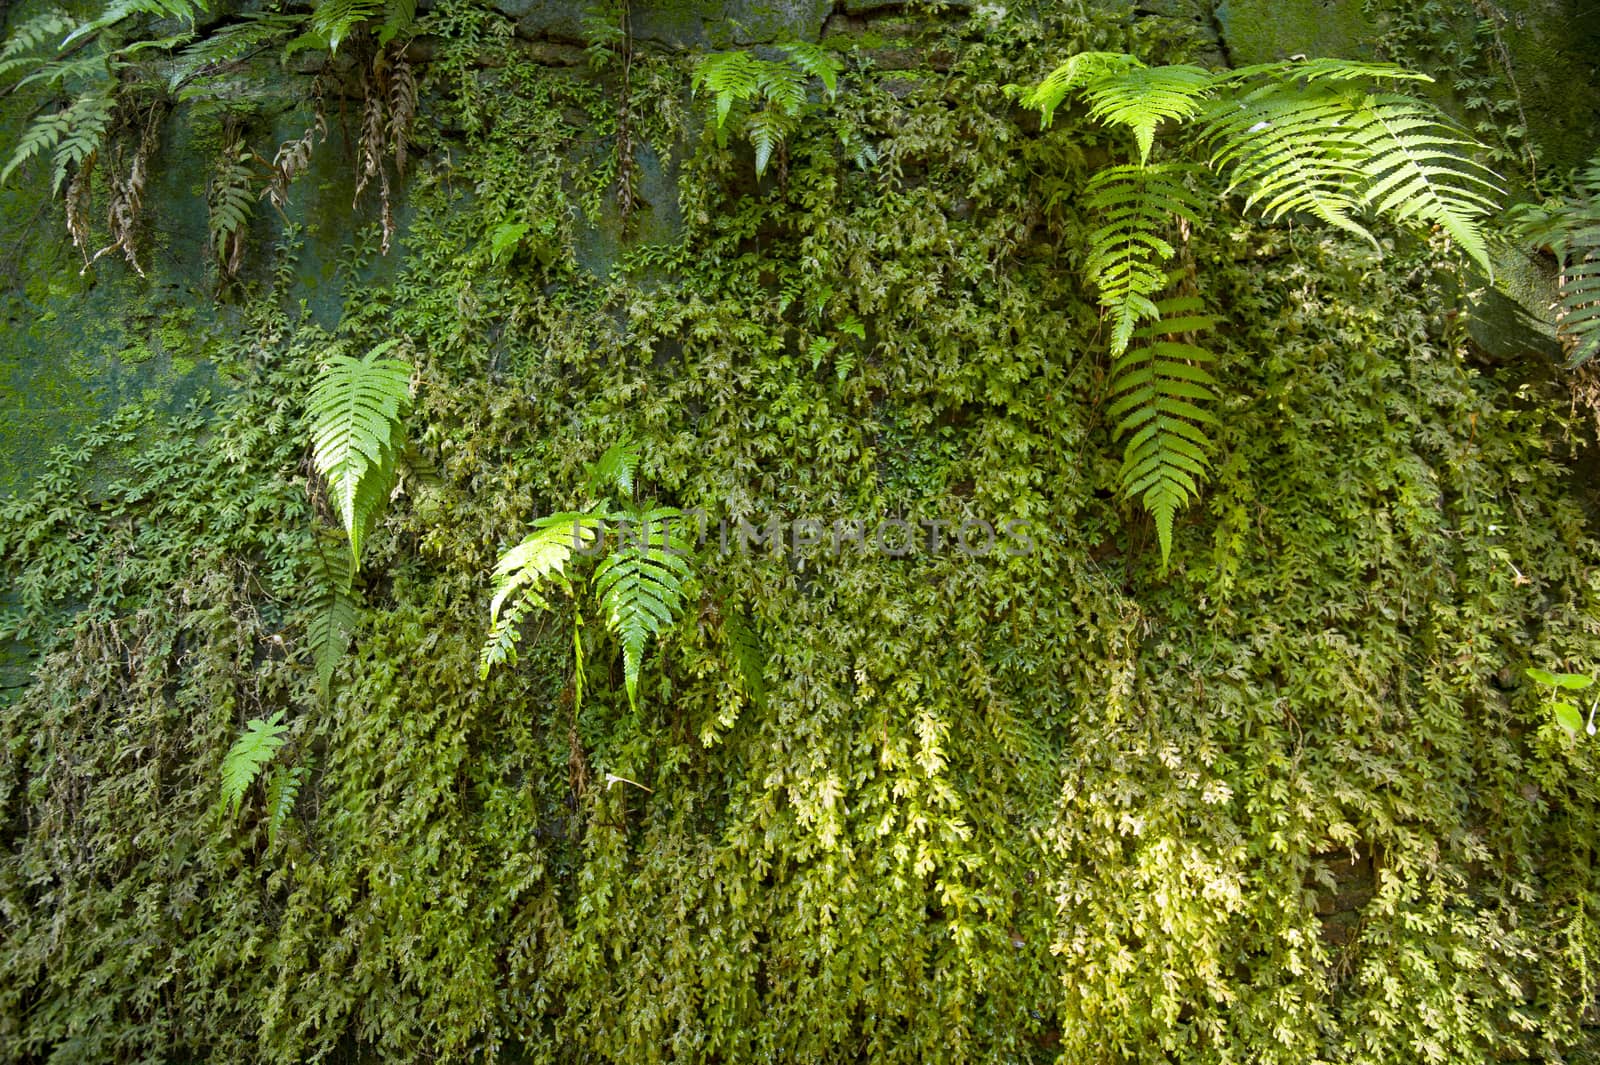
[593, 508, 695, 711]
[220, 711, 288, 817]
[1013, 51, 1142, 128]
[263, 763, 303, 845]
[480, 513, 603, 680]
[307, 537, 359, 700]
[746, 107, 796, 178]
[49, 88, 116, 195]
[691, 50, 761, 130]
[779, 41, 841, 97]
[378, 0, 416, 46]
[170, 14, 304, 91]
[1080, 64, 1214, 164]
[589, 434, 640, 499]
[307, 339, 412, 569]
[209, 135, 255, 281]
[1083, 163, 1202, 355]
[309, 0, 381, 53]
[721, 607, 767, 709]
[1106, 298, 1219, 569]
[1558, 255, 1600, 366]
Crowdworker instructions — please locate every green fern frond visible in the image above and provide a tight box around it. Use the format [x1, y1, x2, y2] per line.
[1506, 153, 1600, 364]
[61, 0, 203, 49]
[0, 10, 77, 76]
[307, 339, 412, 569]
[589, 434, 640, 499]
[691, 50, 761, 130]
[1107, 297, 1219, 569]
[220, 711, 288, 817]
[1558, 255, 1600, 365]
[1221, 56, 1432, 86]
[17, 50, 115, 89]
[1013, 51, 1142, 128]
[307, 537, 359, 700]
[169, 14, 303, 90]
[746, 107, 796, 178]
[721, 607, 767, 709]
[309, 0, 381, 53]
[378, 0, 415, 46]
[1083, 163, 1202, 355]
[1080, 64, 1214, 164]
[49, 88, 116, 194]
[779, 41, 841, 97]
[1344, 92, 1501, 275]
[1204, 81, 1375, 245]
[263, 763, 303, 845]
[593, 508, 694, 711]
[480, 512, 603, 680]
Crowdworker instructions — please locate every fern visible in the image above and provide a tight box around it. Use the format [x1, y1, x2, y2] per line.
[308, 0, 381, 53]
[306, 339, 412, 569]
[1509, 155, 1600, 366]
[220, 711, 288, 817]
[0, 10, 77, 79]
[481, 513, 602, 680]
[594, 508, 694, 711]
[721, 608, 767, 709]
[307, 536, 359, 700]
[1082, 163, 1202, 355]
[691, 45, 843, 177]
[589, 434, 641, 498]
[1011, 51, 1141, 128]
[263, 763, 303, 845]
[169, 13, 305, 93]
[209, 134, 255, 282]
[1107, 298, 1219, 568]
[1079, 63, 1213, 164]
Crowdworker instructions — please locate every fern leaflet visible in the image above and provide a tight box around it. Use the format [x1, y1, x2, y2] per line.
[589, 434, 640, 499]
[1107, 298, 1219, 568]
[1080, 64, 1213, 164]
[264, 764, 303, 845]
[307, 339, 412, 569]
[307, 537, 359, 700]
[593, 508, 694, 711]
[220, 711, 288, 817]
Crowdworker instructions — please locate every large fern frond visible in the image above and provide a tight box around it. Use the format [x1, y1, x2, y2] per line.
[1343, 93, 1501, 275]
[1080, 64, 1214, 164]
[480, 512, 603, 680]
[220, 711, 288, 817]
[169, 13, 304, 92]
[592, 508, 694, 711]
[1107, 297, 1219, 568]
[307, 339, 412, 569]
[1082, 163, 1203, 355]
[1509, 156, 1600, 365]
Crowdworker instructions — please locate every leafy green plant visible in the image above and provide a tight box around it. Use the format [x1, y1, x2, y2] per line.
[481, 437, 696, 712]
[1508, 153, 1600, 366]
[691, 43, 844, 178]
[1527, 667, 1598, 736]
[306, 339, 413, 570]
[1014, 52, 1501, 565]
[219, 711, 288, 817]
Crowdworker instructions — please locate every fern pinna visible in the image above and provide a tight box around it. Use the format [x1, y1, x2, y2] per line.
[691, 43, 843, 178]
[1017, 53, 1501, 567]
[307, 338, 412, 570]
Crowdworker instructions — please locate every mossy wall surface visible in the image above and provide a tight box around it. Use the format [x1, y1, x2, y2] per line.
[1, 1, 1600, 1062]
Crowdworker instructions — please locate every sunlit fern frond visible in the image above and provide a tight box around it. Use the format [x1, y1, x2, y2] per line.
[593, 508, 695, 711]
[307, 339, 412, 569]
[480, 513, 603, 680]
[1343, 92, 1502, 275]
[1107, 298, 1219, 569]
[1079, 64, 1214, 164]
[220, 711, 288, 817]
[691, 49, 761, 130]
[1012, 51, 1142, 128]
[1082, 163, 1203, 355]
[1203, 80, 1375, 246]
